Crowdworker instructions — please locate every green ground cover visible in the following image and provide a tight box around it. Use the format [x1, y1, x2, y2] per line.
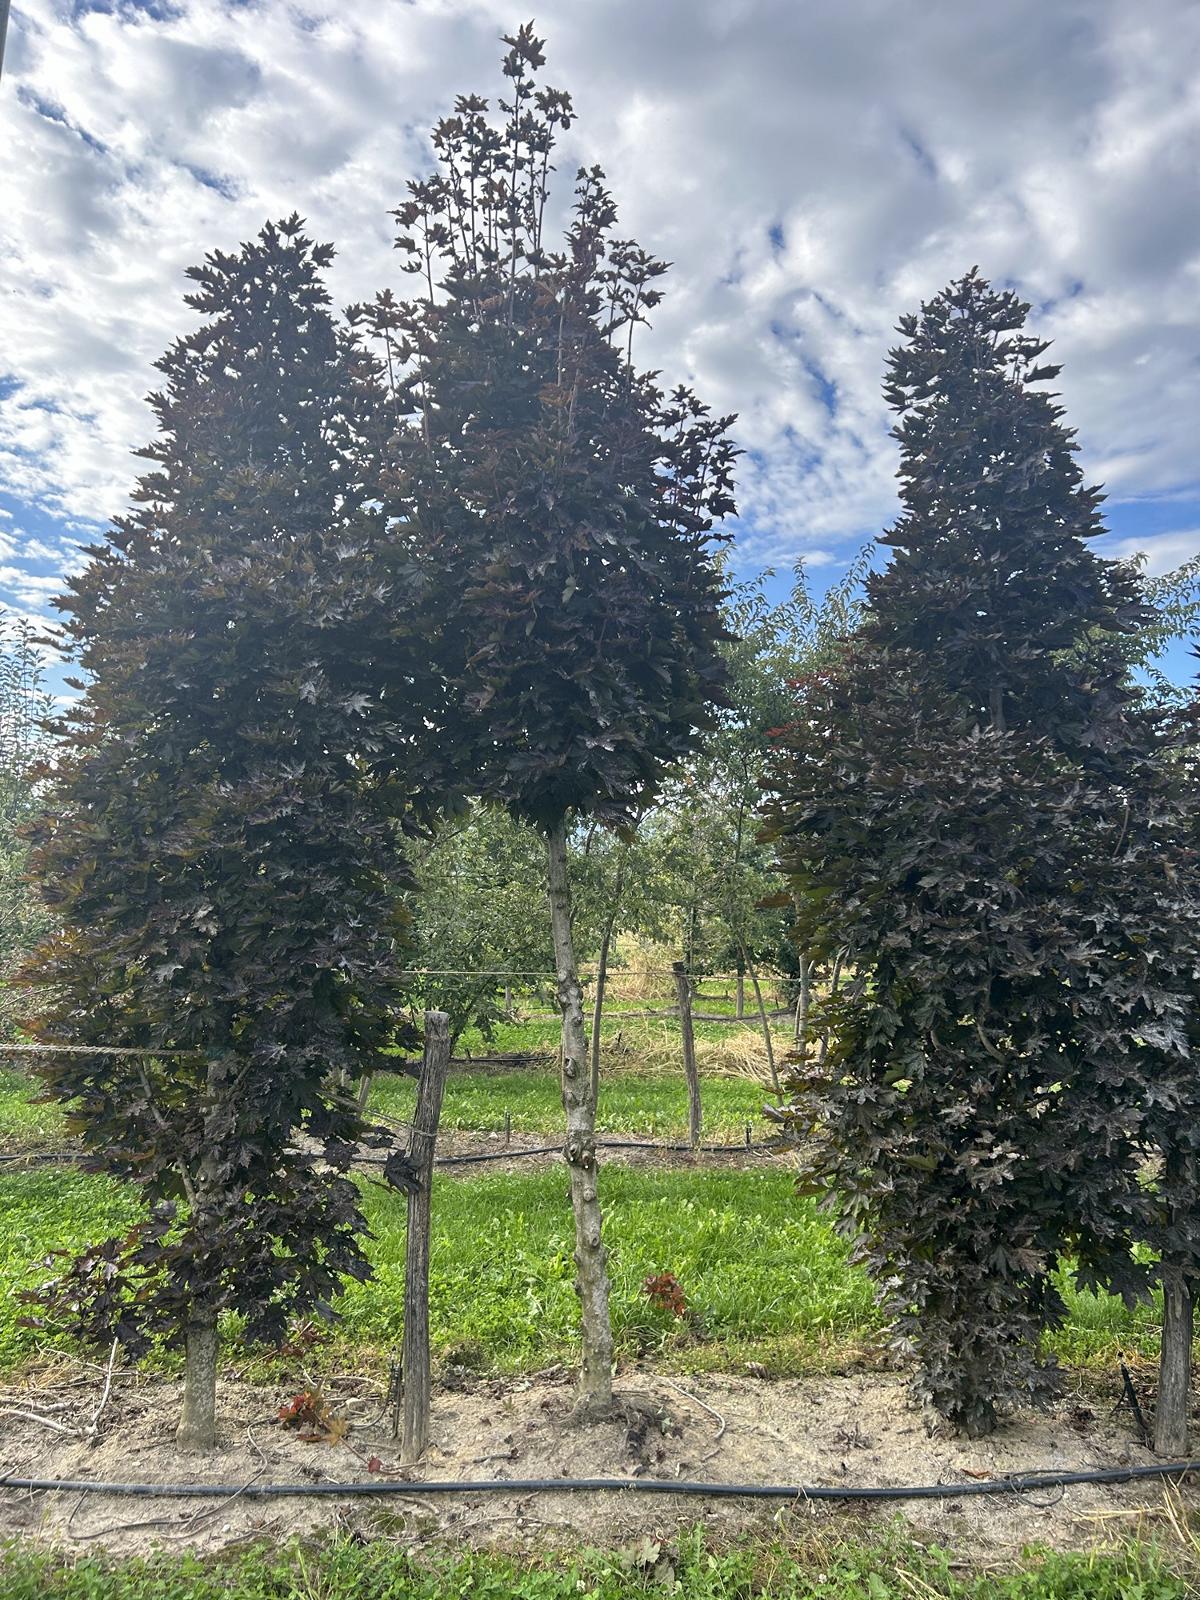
[0, 1031, 781, 1151]
[0, 1162, 1167, 1381]
[448, 985, 792, 1056]
[0, 1066, 66, 1151]
[369, 1063, 768, 1139]
[0, 1529, 1193, 1600]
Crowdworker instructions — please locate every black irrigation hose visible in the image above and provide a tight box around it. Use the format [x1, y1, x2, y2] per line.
[422, 1139, 777, 1167]
[1, 1462, 1198, 1503]
[1, 1139, 781, 1172]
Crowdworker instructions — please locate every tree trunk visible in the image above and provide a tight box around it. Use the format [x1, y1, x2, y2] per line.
[546, 819, 614, 1417]
[590, 914, 614, 1107]
[742, 944, 781, 1095]
[672, 962, 702, 1149]
[590, 840, 631, 1106]
[794, 954, 813, 1051]
[176, 1311, 219, 1451]
[1155, 1264, 1193, 1456]
[176, 1052, 225, 1452]
[735, 966, 745, 1020]
[403, 1010, 451, 1465]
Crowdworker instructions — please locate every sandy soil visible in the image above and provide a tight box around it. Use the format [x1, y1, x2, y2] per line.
[0, 1362, 1189, 1561]
[398, 1127, 790, 1175]
[3, 1128, 793, 1178]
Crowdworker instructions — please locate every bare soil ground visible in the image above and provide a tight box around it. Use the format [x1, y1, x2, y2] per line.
[409, 1127, 791, 1174]
[2, 1128, 793, 1177]
[0, 1362, 1189, 1562]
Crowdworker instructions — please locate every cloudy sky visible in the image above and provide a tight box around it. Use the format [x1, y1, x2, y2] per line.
[2, 0, 1199, 691]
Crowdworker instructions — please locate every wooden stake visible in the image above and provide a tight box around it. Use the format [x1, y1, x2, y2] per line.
[1155, 1267, 1193, 1457]
[402, 1010, 451, 1466]
[672, 962, 702, 1151]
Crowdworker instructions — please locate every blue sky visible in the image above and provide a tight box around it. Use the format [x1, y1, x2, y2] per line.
[1, 0, 1198, 698]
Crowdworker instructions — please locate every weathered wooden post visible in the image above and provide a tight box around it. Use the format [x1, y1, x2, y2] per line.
[672, 962, 702, 1151]
[1155, 1271, 1192, 1456]
[1155, 1153, 1193, 1458]
[402, 1010, 451, 1466]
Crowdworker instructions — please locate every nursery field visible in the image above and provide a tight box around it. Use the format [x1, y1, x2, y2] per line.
[0, 1057, 1170, 1381]
[0, 1056, 772, 1151]
[0, 1039, 1189, 1600]
[370, 1061, 770, 1140]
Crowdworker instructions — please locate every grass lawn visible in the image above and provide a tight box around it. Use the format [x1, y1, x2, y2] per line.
[370, 1062, 769, 1140]
[452, 997, 792, 1056]
[0, 1530, 1194, 1600]
[0, 1046, 778, 1151]
[0, 1066, 66, 1151]
[0, 1162, 1168, 1380]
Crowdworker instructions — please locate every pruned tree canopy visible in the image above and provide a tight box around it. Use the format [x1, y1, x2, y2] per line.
[353, 23, 738, 831]
[24, 219, 423, 1442]
[764, 269, 1198, 1437]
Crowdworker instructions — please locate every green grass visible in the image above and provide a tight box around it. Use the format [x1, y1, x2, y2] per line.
[0, 1165, 871, 1377]
[341, 1167, 877, 1371]
[0, 1167, 138, 1370]
[370, 1063, 768, 1139]
[0, 1530, 1194, 1600]
[0, 1161, 1172, 1383]
[452, 992, 792, 1058]
[0, 1052, 777, 1152]
[0, 1067, 66, 1151]
[1052, 1271, 1167, 1367]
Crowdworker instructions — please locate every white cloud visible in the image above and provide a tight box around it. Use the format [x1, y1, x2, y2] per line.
[1102, 529, 1200, 577]
[0, 0, 1196, 599]
[0, 565, 67, 608]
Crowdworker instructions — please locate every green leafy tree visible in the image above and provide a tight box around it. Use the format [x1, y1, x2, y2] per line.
[1078, 551, 1200, 711]
[764, 270, 1195, 1436]
[362, 25, 736, 1414]
[401, 806, 556, 1047]
[667, 557, 869, 993]
[24, 219, 421, 1449]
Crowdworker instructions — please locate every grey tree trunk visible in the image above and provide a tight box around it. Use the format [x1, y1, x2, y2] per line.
[176, 1312, 219, 1451]
[1155, 1265, 1193, 1456]
[403, 1010, 451, 1465]
[794, 954, 813, 1051]
[816, 949, 846, 1069]
[742, 945, 781, 1095]
[546, 819, 614, 1416]
[672, 961, 702, 1149]
[735, 968, 745, 1019]
[589, 918, 613, 1107]
[590, 836, 632, 1104]
[176, 1052, 226, 1451]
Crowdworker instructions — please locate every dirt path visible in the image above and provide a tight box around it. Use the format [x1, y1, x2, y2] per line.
[0, 1363, 1187, 1561]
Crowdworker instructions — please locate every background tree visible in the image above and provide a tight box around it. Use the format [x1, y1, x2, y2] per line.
[0, 617, 53, 1038]
[664, 557, 868, 1002]
[764, 270, 1196, 1437]
[24, 219, 420, 1450]
[400, 805, 556, 1048]
[362, 25, 737, 1415]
